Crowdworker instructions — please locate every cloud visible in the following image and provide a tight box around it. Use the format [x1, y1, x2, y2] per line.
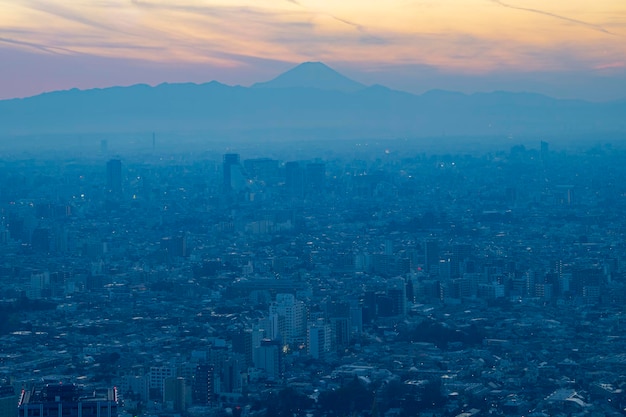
[0, 36, 77, 54]
[489, 0, 615, 36]
[275, 1, 390, 47]
[23, 0, 134, 35]
[2, 0, 624, 97]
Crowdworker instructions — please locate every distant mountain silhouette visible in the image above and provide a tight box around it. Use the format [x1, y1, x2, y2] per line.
[0, 62, 624, 138]
[252, 61, 366, 92]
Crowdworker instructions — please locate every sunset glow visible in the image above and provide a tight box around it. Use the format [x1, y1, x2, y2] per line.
[1, 0, 625, 99]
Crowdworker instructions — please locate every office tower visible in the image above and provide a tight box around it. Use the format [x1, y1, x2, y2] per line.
[160, 235, 187, 258]
[193, 364, 214, 406]
[253, 339, 282, 380]
[450, 244, 472, 278]
[31, 228, 50, 253]
[29, 271, 50, 299]
[217, 355, 244, 394]
[223, 153, 241, 191]
[269, 294, 307, 347]
[424, 239, 439, 273]
[163, 377, 187, 412]
[0, 386, 16, 417]
[243, 158, 280, 184]
[120, 375, 150, 402]
[149, 367, 175, 397]
[285, 161, 305, 197]
[330, 317, 350, 349]
[231, 327, 264, 367]
[305, 162, 325, 194]
[106, 159, 122, 194]
[540, 140, 549, 161]
[387, 277, 407, 317]
[18, 383, 118, 417]
[307, 321, 332, 360]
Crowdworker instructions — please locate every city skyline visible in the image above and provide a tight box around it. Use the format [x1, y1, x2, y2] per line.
[1, 0, 625, 101]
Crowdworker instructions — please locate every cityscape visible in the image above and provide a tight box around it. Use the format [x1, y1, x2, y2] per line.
[1, 137, 626, 416]
[1, 1, 625, 416]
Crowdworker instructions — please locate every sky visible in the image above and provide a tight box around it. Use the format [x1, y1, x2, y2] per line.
[1, 0, 625, 101]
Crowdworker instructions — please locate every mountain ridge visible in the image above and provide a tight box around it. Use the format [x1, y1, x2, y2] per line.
[0, 62, 624, 138]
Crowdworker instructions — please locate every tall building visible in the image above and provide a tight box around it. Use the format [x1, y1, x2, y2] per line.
[450, 244, 472, 278]
[120, 375, 149, 402]
[193, 364, 214, 406]
[307, 321, 332, 360]
[254, 339, 282, 380]
[540, 140, 549, 161]
[106, 159, 122, 194]
[18, 383, 118, 417]
[244, 158, 280, 184]
[149, 366, 175, 396]
[305, 162, 326, 194]
[285, 162, 305, 197]
[163, 377, 187, 413]
[424, 239, 439, 273]
[0, 386, 16, 417]
[31, 228, 50, 253]
[269, 293, 307, 347]
[160, 235, 187, 258]
[386, 277, 407, 317]
[223, 153, 244, 191]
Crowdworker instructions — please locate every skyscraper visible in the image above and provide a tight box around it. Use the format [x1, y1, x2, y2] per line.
[106, 159, 122, 194]
[223, 153, 241, 191]
[285, 161, 305, 197]
[424, 239, 439, 273]
[307, 321, 331, 360]
[269, 293, 307, 347]
[254, 339, 282, 380]
[163, 377, 187, 412]
[305, 162, 326, 194]
[0, 386, 16, 417]
[193, 364, 214, 406]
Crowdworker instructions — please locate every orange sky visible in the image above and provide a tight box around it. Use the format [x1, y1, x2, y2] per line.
[1, 0, 625, 100]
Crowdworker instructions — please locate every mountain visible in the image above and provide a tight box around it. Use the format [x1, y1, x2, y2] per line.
[252, 61, 366, 92]
[0, 62, 624, 139]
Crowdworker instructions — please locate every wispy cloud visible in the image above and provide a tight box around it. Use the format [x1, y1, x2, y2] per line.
[489, 0, 615, 35]
[277, 1, 390, 48]
[23, 0, 133, 35]
[1, 0, 624, 76]
[0, 36, 76, 54]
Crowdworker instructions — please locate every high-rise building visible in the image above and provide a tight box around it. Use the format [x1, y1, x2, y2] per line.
[160, 235, 187, 258]
[120, 375, 150, 402]
[193, 364, 214, 406]
[285, 161, 305, 197]
[253, 339, 282, 380]
[31, 228, 50, 253]
[424, 239, 439, 273]
[269, 294, 307, 347]
[244, 158, 280, 184]
[18, 383, 118, 417]
[386, 277, 407, 317]
[540, 140, 549, 161]
[163, 377, 187, 413]
[0, 386, 16, 417]
[106, 159, 122, 194]
[223, 154, 244, 191]
[307, 321, 331, 360]
[149, 366, 175, 396]
[305, 162, 325, 194]
[450, 244, 472, 278]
